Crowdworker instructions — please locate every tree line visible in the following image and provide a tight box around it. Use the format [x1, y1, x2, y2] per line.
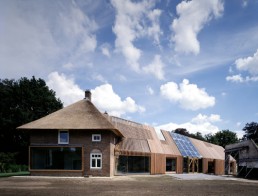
[174, 121, 258, 148]
[0, 77, 63, 165]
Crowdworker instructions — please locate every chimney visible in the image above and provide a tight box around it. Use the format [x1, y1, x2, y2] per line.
[85, 90, 91, 101]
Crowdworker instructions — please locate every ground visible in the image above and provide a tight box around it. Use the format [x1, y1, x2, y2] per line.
[0, 174, 258, 196]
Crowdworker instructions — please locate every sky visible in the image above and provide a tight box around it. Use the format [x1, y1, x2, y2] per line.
[1, 0, 258, 139]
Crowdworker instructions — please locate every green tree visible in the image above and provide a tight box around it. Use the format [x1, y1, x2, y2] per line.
[174, 128, 189, 136]
[205, 130, 238, 148]
[242, 122, 258, 143]
[0, 77, 63, 164]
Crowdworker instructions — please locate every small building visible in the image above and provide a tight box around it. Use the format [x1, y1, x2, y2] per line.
[18, 91, 234, 176]
[225, 140, 258, 178]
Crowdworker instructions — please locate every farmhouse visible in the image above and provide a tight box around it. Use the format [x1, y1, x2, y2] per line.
[18, 90, 235, 176]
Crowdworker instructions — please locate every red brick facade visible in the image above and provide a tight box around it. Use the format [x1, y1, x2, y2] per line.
[30, 130, 118, 177]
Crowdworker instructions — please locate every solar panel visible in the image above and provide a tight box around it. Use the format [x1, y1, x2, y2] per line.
[170, 132, 202, 158]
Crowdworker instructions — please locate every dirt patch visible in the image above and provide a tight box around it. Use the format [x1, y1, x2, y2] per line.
[0, 175, 257, 196]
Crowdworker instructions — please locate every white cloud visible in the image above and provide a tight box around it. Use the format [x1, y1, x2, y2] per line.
[236, 122, 242, 127]
[171, 0, 224, 54]
[100, 43, 111, 57]
[111, 0, 162, 71]
[47, 72, 84, 106]
[92, 74, 107, 83]
[0, 1, 98, 78]
[226, 74, 244, 83]
[160, 79, 215, 110]
[147, 86, 154, 95]
[226, 74, 258, 83]
[47, 72, 144, 117]
[156, 113, 221, 135]
[92, 84, 145, 117]
[242, 0, 248, 8]
[191, 113, 221, 123]
[142, 55, 165, 80]
[235, 49, 258, 75]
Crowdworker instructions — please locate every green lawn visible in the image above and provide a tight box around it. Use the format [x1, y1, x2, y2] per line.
[0, 171, 30, 177]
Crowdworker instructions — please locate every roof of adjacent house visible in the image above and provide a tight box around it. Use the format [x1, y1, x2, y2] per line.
[225, 139, 258, 158]
[17, 99, 123, 137]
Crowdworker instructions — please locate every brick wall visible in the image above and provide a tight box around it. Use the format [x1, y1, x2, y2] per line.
[30, 130, 118, 177]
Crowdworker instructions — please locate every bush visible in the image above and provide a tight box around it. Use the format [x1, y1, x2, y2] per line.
[0, 152, 28, 173]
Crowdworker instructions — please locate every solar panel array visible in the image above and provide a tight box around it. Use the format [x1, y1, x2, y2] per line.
[170, 132, 202, 158]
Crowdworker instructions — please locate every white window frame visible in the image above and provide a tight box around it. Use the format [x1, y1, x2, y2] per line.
[90, 153, 102, 169]
[58, 130, 69, 144]
[92, 134, 101, 142]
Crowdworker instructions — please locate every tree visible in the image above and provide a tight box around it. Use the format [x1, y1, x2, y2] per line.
[205, 130, 238, 148]
[0, 77, 63, 164]
[174, 128, 205, 141]
[174, 128, 189, 136]
[242, 122, 258, 143]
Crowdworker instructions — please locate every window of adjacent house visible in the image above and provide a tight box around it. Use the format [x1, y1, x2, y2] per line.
[92, 134, 101, 142]
[90, 153, 102, 169]
[58, 130, 69, 144]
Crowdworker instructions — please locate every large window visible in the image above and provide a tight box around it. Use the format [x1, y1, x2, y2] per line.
[117, 156, 149, 174]
[58, 130, 69, 144]
[90, 153, 102, 169]
[30, 147, 82, 170]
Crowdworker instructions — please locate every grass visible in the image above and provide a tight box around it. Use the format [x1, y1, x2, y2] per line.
[0, 171, 30, 178]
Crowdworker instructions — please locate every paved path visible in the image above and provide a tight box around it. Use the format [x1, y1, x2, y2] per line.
[167, 173, 256, 181]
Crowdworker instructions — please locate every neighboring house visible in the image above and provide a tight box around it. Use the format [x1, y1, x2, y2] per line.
[225, 140, 258, 178]
[18, 90, 235, 176]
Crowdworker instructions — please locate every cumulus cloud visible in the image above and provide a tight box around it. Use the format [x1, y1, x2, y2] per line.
[156, 113, 221, 136]
[226, 74, 258, 83]
[111, 0, 162, 71]
[171, 0, 224, 54]
[226, 74, 244, 83]
[92, 84, 145, 117]
[160, 79, 215, 110]
[47, 72, 145, 117]
[143, 55, 165, 80]
[47, 72, 84, 106]
[235, 49, 258, 75]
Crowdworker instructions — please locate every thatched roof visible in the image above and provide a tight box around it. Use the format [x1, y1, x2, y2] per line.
[17, 99, 123, 137]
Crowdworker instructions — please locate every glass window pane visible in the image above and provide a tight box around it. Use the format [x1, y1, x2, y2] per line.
[92, 159, 96, 167]
[30, 147, 82, 170]
[97, 159, 101, 167]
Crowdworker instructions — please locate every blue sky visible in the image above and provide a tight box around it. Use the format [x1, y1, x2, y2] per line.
[1, 0, 258, 138]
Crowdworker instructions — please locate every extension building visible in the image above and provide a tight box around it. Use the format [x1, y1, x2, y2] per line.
[18, 91, 235, 176]
[225, 140, 258, 178]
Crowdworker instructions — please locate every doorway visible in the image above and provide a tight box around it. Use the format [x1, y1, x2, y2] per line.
[166, 158, 176, 172]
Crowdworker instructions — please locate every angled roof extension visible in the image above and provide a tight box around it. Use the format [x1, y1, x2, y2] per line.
[106, 116, 164, 155]
[189, 137, 225, 160]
